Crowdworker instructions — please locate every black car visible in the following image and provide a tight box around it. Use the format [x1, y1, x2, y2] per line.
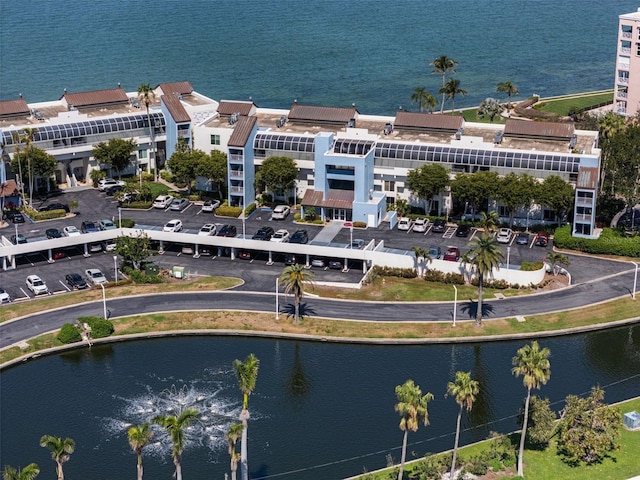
[217, 224, 237, 237]
[455, 225, 471, 237]
[42, 203, 70, 213]
[3, 210, 25, 223]
[65, 273, 88, 290]
[289, 229, 309, 244]
[11, 234, 27, 244]
[81, 221, 100, 233]
[252, 226, 275, 241]
[238, 250, 253, 260]
[432, 218, 446, 233]
[46, 228, 63, 239]
[328, 260, 343, 270]
[105, 185, 124, 196]
[515, 232, 530, 245]
[284, 254, 298, 265]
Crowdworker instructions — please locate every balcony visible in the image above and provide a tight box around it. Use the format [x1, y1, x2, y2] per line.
[229, 170, 244, 178]
[575, 197, 594, 207]
[618, 62, 630, 70]
[230, 186, 244, 193]
[229, 154, 244, 163]
[575, 213, 592, 223]
[618, 77, 629, 84]
[622, 31, 632, 38]
[617, 90, 628, 99]
[616, 106, 627, 114]
[621, 47, 631, 54]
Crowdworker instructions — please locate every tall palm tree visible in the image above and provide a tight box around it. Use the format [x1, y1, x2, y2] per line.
[410, 87, 437, 113]
[279, 264, 315, 324]
[153, 408, 198, 480]
[438, 78, 467, 113]
[233, 354, 260, 480]
[39, 435, 74, 480]
[512, 341, 551, 477]
[411, 246, 426, 277]
[18, 128, 38, 204]
[394, 379, 434, 480]
[447, 371, 480, 480]
[137, 83, 157, 178]
[478, 211, 500, 234]
[430, 55, 458, 113]
[226, 422, 244, 480]
[469, 234, 504, 326]
[496, 81, 520, 113]
[128, 422, 153, 480]
[2, 464, 40, 480]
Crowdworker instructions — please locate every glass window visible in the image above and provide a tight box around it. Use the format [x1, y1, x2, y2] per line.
[210, 134, 220, 145]
[138, 149, 148, 159]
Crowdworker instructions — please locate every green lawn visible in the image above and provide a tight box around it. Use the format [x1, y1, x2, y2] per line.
[460, 108, 507, 124]
[533, 91, 614, 116]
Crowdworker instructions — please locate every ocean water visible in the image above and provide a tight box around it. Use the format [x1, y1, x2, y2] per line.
[1, 0, 638, 114]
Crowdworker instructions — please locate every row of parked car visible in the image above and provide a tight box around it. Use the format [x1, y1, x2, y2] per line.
[16, 268, 109, 299]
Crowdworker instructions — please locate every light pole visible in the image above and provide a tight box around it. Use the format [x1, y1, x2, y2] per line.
[632, 262, 638, 300]
[113, 255, 118, 284]
[275, 277, 279, 319]
[452, 285, 458, 327]
[118, 207, 122, 228]
[99, 283, 107, 319]
[506, 246, 511, 282]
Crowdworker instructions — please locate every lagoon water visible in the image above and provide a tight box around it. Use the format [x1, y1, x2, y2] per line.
[1, 1, 638, 114]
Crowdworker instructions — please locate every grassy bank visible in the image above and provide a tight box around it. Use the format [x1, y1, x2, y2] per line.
[533, 91, 614, 116]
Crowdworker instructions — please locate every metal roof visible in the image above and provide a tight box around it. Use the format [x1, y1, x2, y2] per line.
[504, 119, 574, 140]
[62, 88, 129, 108]
[576, 166, 599, 189]
[229, 115, 257, 147]
[301, 189, 354, 209]
[288, 104, 357, 124]
[0, 98, 29, 118]
[157, 81, 194, 96]
[218, 100, 254, 116]
[162, 94, 191, 124]
[394, 111, 464, 132]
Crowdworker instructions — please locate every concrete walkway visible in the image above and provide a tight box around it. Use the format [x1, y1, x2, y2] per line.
[310, 220, 344, 244]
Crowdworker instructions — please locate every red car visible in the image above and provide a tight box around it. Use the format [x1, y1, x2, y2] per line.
[535, 232, 549, 247]
[443, 247, 460, 262]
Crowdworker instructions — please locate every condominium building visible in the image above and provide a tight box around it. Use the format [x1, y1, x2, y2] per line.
[614, 7, 640, 116]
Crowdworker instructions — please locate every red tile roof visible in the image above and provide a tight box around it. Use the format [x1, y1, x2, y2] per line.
[0, 98, 30, 118]
[229, 116, 257, 147]
[218, 100, 254, 116]
[158, 81, 194, 96]
[288, 104, 357, 124]
[62, 88, 129, 108]
[161, 94, 191, 124]
[0, 179, 19, 198]
[504, 119, 574, 140]
[394, 111, 464, 132]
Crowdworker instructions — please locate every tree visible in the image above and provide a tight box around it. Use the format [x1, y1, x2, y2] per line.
[17, 128, 38, 201]
[597, 112, 627, 194]
[450, 171, 500, 216]
[226, 422, 244, 480]
[410, 87, 437, 113]
[545, 252, 570, 276]
[556, 386, 620, 466]
[405, 163, 449, 214]
[115, 231, 156, 270]
[496, 173, 539, 227]
[394, 379, 433, 480]
[166, 148, 207, 194]
[477, 97, 504, 122]
[137, 83, 157, 178]
[195, 150, 228, 200]
[411, 246, 430, 277]
[39, 435, 74, 480]
[478, 211, 500, 234]
[517, 395, 557, 448]
[469, 234, 504, 326]
[446, 371, 479, 480]
[601, 123, 640, 205]
[537, 175, 575, 223]
[279, 264, 315, 324]
[92, 138, 137, 178]
[2, 464, 40, 480]
[153, 408, 198, 480]
[438, 78, 467, 113]
[9, 147, 56, 200]
[430, 55, 458, 113]
[233, 354, 260, 480]
[257, 156, 298, 201]
[394, 199, 409, 217]
[128, 422, 153, 480]
[511, 341, 551, 477]
[496, 81, 520, 113]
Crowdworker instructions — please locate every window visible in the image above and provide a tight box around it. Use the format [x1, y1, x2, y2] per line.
[210, 134, 220, 145]
[637, 43, 640, 56]
[138, 149, 148, 159]
[384, 180, 395, 192]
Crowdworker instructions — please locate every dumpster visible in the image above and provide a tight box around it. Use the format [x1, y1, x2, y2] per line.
[172, 266, 185, 279]
[144, 263, 159, 275]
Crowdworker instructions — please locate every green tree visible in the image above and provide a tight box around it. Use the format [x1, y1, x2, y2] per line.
[115, 231, 156, 270]
[517, 395, 557, 448]
[469, 234, 504, 326]
[556, 386, 620, 466]
[166, 148, 207, 194]
[39, 435, 74, 480]
[137, 83, 157, 178]
[226, 422, 244, 480]
[478, 211, 500, 234]
[430, 55, 458, 113]
[10, 147, 56, 200]
[545, 252, 570, 276]
[153, 409, 198, 480]
[537, 175, 575, 223]
[410, 87, 437, 113]
[128, 423, 153, 480]
[512, 341, 551, 477]
[496, 173, 539, 227]
[233, 354, 260, 480]
[450, 171, 500, 216]
[438, 78, 467, 113]
[393, 199, 409, 217]
[92, 138, 137, 178]
[411, 246, 431, 277]
[405, 163, 450, 215]
[17, 128, 38, 200]
[279, 264, 315, 324]
[2, 464, 40, 480]
[195, 150, 228, 200]
[394, 379, 434, 480]
[477, 97, 504, 122]
[602, 124, 640, 205]
[597, 112, 627, 194]
[446, 371, 479, 480]
[257, 156, 298, 201]
[496, 81, 520, 113]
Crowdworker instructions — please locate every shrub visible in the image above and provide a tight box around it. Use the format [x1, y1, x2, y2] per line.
[123, 201, 152, 210]
[141, 172, 154, 182]
[423, 270, 465, 285]
[305, 212, 317, 221]
[122, 266, 163, 284]
[553, 225, 640, 257]
[30, 208, 66, 221]
[520, 261, 544, 271]
[57, 323, 82, 344]
[90, 169, 107, 187]
[371, 266, 417, 278]
[260, 193, 273, 205]
[78, 316, 115, 338]
[117, 218, 136, 228]
[244, 202, 256, 215]
[216, 205, 242, 218]
[159, 170, 174, 182]
[188, 194, 201, 202]
[462, 455, 489, 475]
[353, 221, 367, 228]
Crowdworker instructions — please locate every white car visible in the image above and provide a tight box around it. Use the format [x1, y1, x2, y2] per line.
[98, 179, 125, 191]
[271, 205, 290, 220]
[26, 275, 49, 295]
[153, 195, 174, 209]
[201, 199, 221, 212]
[198, 224, 217, 236]
[496, 228, 513, 244]
[85, 268, 107, 285]
[63, 226, 81, 237]
[270, 229, 290, 242]
[0, 288, 12, 304]
[413, 218, 430, 233]
[163, 219, 183, 232]
[397, 217, 413, 231]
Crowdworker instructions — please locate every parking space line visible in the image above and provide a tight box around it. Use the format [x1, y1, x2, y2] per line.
[59, 280, 71, 292]
[19, 287, 31, 299]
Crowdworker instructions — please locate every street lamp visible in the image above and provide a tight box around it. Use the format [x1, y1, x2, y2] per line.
[113, 255, 118, 284]
[275, 277, 279, 320]
[452, 284, 458, 327]
[632, 262, 638, 300]
[118, 207, 122, 228]
[99, 283, 107, 319]
[506, 246, 511, 283]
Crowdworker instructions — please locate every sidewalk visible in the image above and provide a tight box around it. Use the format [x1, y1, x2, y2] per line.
[156, 177, 183, 193]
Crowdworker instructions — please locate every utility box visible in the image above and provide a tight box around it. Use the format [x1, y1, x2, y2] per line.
[172, 266, 185, 279]
[144, 263, 159, 275]
[623, 411, 640, 429]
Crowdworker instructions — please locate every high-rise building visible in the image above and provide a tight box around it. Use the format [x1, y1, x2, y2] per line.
[615, 7, 640, 116]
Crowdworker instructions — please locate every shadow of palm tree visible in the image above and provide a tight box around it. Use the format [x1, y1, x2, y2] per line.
[460, 301, 495, 319]
[280, 302, 317, 320]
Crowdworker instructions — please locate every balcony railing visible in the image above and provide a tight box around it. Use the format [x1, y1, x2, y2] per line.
[616, 106, 627, 114]
[617, 90, 628, 98]
[575, 213, 592, 222]
[229, 154, 244, 163]
[230, 186, 244, 193]
[229, 170, 244, 177]
[575, 197, 594, 207]
[621, 47, 631, 54]
[618, 62, 630, 70]
[618, 77, 629, 84]
[622, 31, 632, 38]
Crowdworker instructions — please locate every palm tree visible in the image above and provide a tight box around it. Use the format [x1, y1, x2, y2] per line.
[128, 422, 153, 480]
[438, 78, 467, 113]
[411, 246, 426, 277]
[410, 87, 437, 113]
[2, 464, 40, 480]
[226, 422, 244, 480]
[394, 379, 434, 480]
[279, 264, 315, 324]
[153, 408, 198, 480]
[478, 211, 500, 234]
[512, 341, 551, 477]
[18, 128, 38, 204]
[469, 234, 504, 326]
[39, 435, 74, 480]
[430, 55, 458, 113]
[137, 83, 157, 178]
[447, 371, 480, 480]
[496, 81, 520, 113]
[477, 97, 504, 122]
[545, 252, 570, 276]
[233, 354, 260, 480]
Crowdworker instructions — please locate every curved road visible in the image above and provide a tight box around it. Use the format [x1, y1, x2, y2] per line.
[1, 267, 637, 349]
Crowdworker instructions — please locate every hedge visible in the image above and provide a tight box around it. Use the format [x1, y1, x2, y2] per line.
[30, 209, 66, 221]
[216, 205, 242, 218]
[553, 225, 640, 257]
[117, 218, 136, 228]
[57, 323, 82, 344]
[78, 316, 115, 338]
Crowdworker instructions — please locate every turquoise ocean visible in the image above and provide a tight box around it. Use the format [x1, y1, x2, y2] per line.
[1, 0, 638, 115]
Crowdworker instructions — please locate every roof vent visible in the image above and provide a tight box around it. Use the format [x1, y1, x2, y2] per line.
[228, 112, 240, 125]
[384, 123, 393, 135]
[494, 131, 504, 144]
[276, 115, 287, 128]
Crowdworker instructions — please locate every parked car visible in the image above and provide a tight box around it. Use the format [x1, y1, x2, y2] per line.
[427, 246, 441, 259]
[89, 242, 103, 253]
[11, 234, 27, 244]
[432, 218, 446, 233]
[0, 288, 11, 304]
[98, 179, 125, 191]
[181, 245, 194, 255]
[118, 191, 138, 204]
[81, 221, 100, 233]
[284, 254, 298, 265]
[271, 205, 290, 220]
[65, 273, 88, 290]
[217, 224, 237, 237]
[99, 219, 117, 230]
[252, 226, 275, 241]
[170, 198, 190, 211]
[102, 239, 116, 252]
[496, 228, 513, 244]
[443, 247, 461, 262]
[238, 250, 253, 260]
[350, 239, 365, 249]
[200, 246, 213, 256]
[163, 219, 183, 232]
[105, 184, 124, 196]
[26, 275, 49, 295]
[97, 177, 115, 189]
[289, 229, 308, 244]
[270, 229, 290, 243]
[455, 225, 471, 237]
[199, 224, 217, 236]
[201, 199, 221, 212]
[515, 232, 530, 245]
[42, 202, 69, 213]
[328, 260, 343, 270]
[535, 232, 550, 247]
[397, 217, 412, 231]
[46, 228, 62, 239]
[153, 195, 174, 209]
[311, 258, 325, 268]
[85, 268, 107, 285]
[63, 226, 81, 237]
[413, 218, 430, 233]
[53, 250, 66, 260]
[3, 210, 25, 223]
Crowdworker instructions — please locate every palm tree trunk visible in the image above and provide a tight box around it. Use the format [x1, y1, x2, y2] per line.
[398, 430, 408, 480]
[517, 388, 532, 477]
[440, 74, 446, 114]
[56, 461, 64, 480]
[475, 274, 484, 326]
[450, 405, 463, 480]
[294, 293, 300, 324]
[137, 453, 144, 480]
[240, 409, 249, 480]
[174, 457, 182, 480]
